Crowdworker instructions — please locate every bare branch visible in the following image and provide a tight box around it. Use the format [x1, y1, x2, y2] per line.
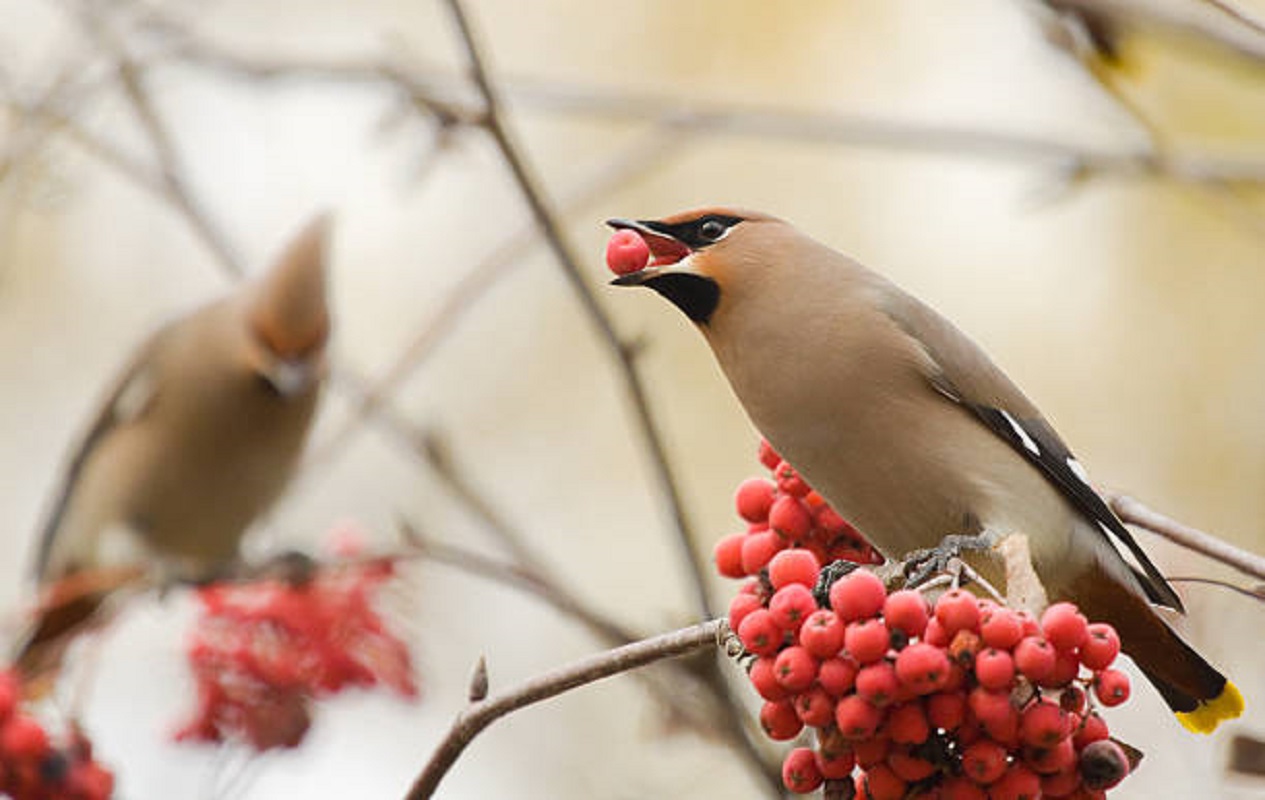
[78, 9, 243, 277]
[998, 533, 1050, 617]
[403, 619, 725, 800]
[1106, 491, 1265, 582]
[440, 0, 712, 619]
[304, 122, 687, 472]
[1166, 576, 1265, 603]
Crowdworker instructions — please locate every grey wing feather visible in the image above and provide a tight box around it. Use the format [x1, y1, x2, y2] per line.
[886, 295, 1184, 612]
[33, 334, 162, 580]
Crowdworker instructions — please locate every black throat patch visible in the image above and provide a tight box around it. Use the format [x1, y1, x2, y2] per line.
[646, 273, 721, 324]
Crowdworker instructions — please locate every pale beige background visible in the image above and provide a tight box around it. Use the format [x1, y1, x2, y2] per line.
[1, 1, 1263, 798]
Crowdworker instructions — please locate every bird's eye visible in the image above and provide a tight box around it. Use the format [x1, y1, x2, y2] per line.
[698, 218, 729, 242]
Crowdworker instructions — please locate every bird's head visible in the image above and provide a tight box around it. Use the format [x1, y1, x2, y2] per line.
[607, 207, 785, 325]
[246, 214, 331, 398]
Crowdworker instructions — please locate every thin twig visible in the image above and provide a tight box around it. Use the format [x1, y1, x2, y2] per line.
[397, 517, 638, 645]
[303, 122, 687, 472]
[1167, 576, 1265, 603]
[441, 0, 711, 618]
[403, 619, 724, 800]
[396, 519, 749, 744]
[156, 31, 1265, 185]
[81, 11, 243, 277]
[1105, 492, 1265, 582]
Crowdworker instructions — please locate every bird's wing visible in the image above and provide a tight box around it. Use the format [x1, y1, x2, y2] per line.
[882, 294, 1184, 611]
[33, 329, 165, 580]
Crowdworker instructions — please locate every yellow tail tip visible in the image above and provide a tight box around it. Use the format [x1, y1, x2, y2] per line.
[1176, 681, 1245, 734]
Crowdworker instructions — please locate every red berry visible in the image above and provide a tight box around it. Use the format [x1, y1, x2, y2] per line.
[1041, 647, 1081, 689]
[768, 584, 818, 633]
[882, 589, 930, 638]
[817, 656, 859, 696]
[1021, 700, 1071, 748]
[967, 687, 1014, 730]
[0, 671, 18, 723]
[773, 646, 818, 692]
[855, 661, 900, 707]
[774, 460, 812, 498]
[781, 746, 824, 794]
[1040, 765, 1082, 797]
[927, 691, 967, 730]
[728, 592, 764, 633]
[768, 548, 821, 590]
[714, 533, 749, 578]
[740, 530, 785, 574]
[604, 229, 650, 275]
[1024, 736, 1076, 775]
[0, 715, 50, 761]
[748, 656, 789, 701]
[1079, 740, 1130, 790]
[894, 642, 951, 695]
[942, 776, 989, 800]
[799, 610, 845, 659]
[861, 763, 907, 800]
[737, 609, 783, 657]
[769, 495, 814, 541]
[760, 699, 804, 740]
[829, 569, 887, 622]
[1041, 603, 1090, 652]
[735, 477, 776, 523]
[886, 702, 931, 744]
[794, 686, 836, 728]
[1060, 685, 1087, 715]
[852, 734, 891, 768]
[962, 739, 1008, 784]
[974, 648, 1016, 691]
[814, 504, 849, 535]
[989, 764, 1042, 800]
[758, 439, 782, 470]
[835, 694, 884, 739]
[1078, 623, 1120, 671]
[1013, 637, 1056, 683]
[887, 745, 937, 781]
[980, 606, 1025, 650]
[934, 589, 981, 636]
[923, 617, 949, 647]
[815, 746, 856, 780]
[844, 618, 891, 664]
[1073, 712, 1110, 749]
[1092, 669, 1130, 707]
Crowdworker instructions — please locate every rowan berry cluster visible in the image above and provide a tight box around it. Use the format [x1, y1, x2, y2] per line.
[720, 442, 1134, 799]
[0, 671, 113, 800]
[175, 535, 418, 752]
[713, 441, 882, 577]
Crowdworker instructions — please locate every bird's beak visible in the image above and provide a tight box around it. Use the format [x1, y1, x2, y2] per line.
[262, 355, 324, 398]
[605, 218, 695, 287]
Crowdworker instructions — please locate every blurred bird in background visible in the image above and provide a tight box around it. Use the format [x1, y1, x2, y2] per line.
[609, 207, 1244, 734]
[14, 215, 331, 685]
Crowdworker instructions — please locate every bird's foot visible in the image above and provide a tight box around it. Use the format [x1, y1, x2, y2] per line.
[902, 532, 998, 591]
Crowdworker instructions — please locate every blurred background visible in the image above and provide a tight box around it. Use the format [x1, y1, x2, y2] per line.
[1, 0, 1264, 797]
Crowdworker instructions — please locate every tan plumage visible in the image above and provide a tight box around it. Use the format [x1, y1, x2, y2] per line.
[610, 207, 1242, 733]
[19, 215, 331, 680]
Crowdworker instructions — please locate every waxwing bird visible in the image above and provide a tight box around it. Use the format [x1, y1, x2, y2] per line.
[609, 207, 1243, 733]
[16, 214, 331, 681]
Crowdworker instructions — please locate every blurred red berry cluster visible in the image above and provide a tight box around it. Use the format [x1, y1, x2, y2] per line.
[0, 671, 113, 800]
[714, 441, 883, 577]
[721, 442, 1134, 799]
[175, 539, 418, 752]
